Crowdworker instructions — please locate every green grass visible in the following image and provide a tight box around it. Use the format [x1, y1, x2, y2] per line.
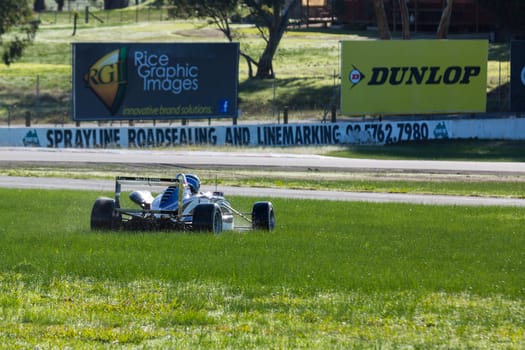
[328, 139, 525, 162]
[240, 176, 525, 198]
[0, 188, 524, 348]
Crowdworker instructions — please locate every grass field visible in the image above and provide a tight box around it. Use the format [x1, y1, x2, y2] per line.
[0, 188, 523, 348]
[0, 8, 523, 348]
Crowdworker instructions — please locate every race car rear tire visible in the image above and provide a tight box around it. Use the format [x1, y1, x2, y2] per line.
[193, 203, 223, 234]
[252, 201, 275, 231]
[90, 197, 121, 231]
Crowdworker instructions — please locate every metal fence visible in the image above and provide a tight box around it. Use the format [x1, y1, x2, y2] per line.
[0, 72, 511, 127]
[37, 6, 171, 25]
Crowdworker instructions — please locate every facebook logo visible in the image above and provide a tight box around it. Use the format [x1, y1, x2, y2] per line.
[219, 99, 230, 113]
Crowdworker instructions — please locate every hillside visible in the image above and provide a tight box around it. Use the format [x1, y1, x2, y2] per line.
[0, 8, 510, 125]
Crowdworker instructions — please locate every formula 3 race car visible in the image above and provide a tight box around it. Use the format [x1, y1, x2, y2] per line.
[90, 174, 275, 233]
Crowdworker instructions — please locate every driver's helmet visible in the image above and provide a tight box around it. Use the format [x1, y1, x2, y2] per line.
[186, 174, 201, 194]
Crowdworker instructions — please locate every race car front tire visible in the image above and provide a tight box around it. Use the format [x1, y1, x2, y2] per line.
[90, 197, 121, 231]
[252, 201, 275, 231]
[193, 203, 223, 234]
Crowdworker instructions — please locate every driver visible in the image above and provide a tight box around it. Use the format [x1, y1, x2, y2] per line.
[185, 174, 201, 194]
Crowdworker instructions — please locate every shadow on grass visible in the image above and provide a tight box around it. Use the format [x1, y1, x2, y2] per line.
[328, 139, 525, 162]
[239, 77, 334, 110]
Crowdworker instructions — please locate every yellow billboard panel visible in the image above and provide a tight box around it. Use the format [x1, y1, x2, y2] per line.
[302, 0, 326, 6]
[340, 40, 488, 115]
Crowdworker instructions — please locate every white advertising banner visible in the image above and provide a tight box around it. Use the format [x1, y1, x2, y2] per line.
[1, 117, 524, 148]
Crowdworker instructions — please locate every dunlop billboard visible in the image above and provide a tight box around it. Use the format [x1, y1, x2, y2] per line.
[340, 40, 488, 115]
[72, 43, 239, 121]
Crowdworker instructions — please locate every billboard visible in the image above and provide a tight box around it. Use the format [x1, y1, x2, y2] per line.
[340, 40, 488, 115]
[72, 43, 239, 121]
[510, 41, 525, 112]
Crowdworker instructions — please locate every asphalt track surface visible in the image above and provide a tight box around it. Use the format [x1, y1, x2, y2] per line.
[1, 147, 525, 207]
[2, 147, 525, 174]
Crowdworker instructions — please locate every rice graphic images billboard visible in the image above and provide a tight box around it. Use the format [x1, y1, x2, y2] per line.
[73, 43, 239, 121]
[340, 40, 488, 115]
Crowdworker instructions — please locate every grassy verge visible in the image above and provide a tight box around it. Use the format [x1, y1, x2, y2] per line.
[327, 140, 525, 162]
[2, 164, 525, 198]
[0, 189, 523, 348]
[3, 138, 525, 198]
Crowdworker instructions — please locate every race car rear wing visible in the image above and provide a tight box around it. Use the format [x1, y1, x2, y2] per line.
[115, 176, 181, 188]
[114, 175, 187, 218]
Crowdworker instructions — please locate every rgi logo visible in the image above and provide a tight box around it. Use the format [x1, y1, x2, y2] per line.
[83, 47, 128, 115]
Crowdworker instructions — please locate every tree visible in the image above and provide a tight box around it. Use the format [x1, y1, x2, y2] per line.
[398, 0, 410, 39]
[170, 0, 238, 38]
[372, 0, 454, 40]
[0, 0, 39, 65]
[436, 0, 453, 39]
[167, 0, 259, 74]
[372, 0, 391, 39]
[244, 0, 299, 79]
[168, 0, 299, 79]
